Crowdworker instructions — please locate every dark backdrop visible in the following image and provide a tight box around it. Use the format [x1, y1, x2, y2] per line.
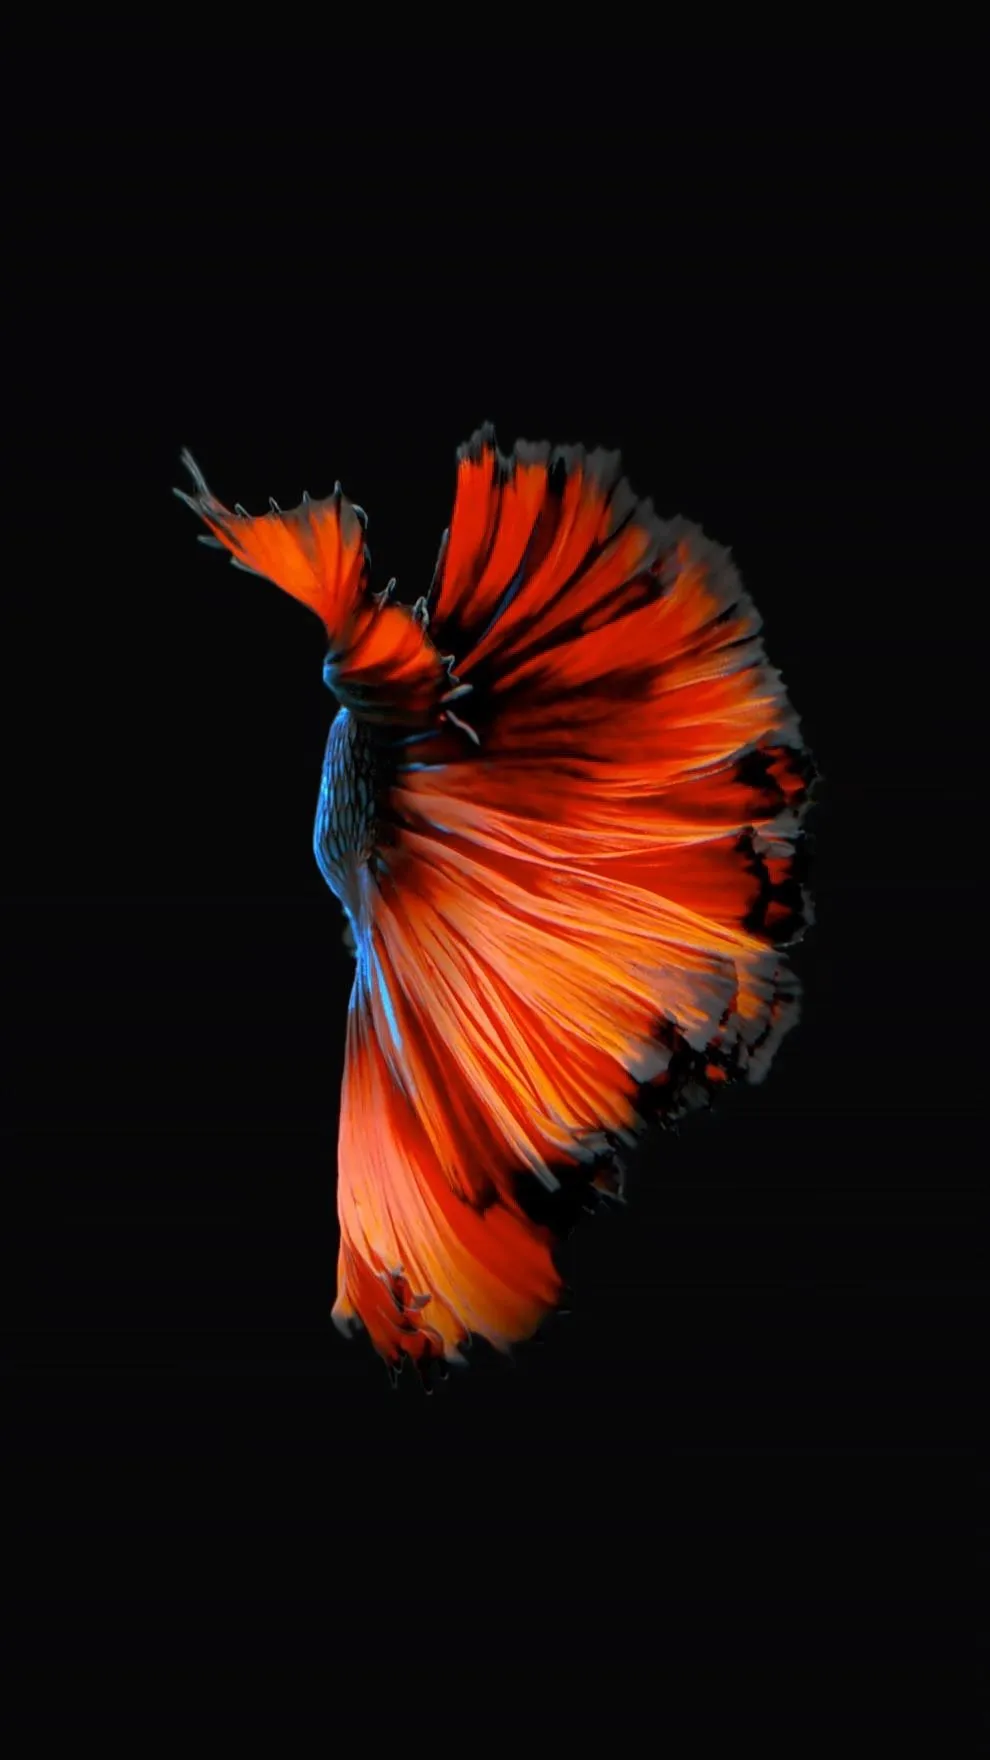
[3, 108, 982, 1735]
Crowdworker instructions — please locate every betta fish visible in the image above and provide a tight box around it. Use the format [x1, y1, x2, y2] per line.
[175, 426, 814, 1382]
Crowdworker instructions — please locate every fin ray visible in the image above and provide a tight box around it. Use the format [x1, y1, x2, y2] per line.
[175, 452, 446, 725]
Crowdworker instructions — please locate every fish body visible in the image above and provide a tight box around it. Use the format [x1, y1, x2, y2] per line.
[314, 707, 380, 936]
[176, 428, 815, 1379]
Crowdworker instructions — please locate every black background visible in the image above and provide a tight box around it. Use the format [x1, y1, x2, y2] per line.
[4, 93, 983, 1735]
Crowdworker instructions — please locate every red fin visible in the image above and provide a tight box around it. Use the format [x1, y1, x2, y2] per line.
[332, 815, 793, 1367]
[431, 425, 665, 676]
[403, 429, 814, 1112]
[331, 428, 814, 1369]
[333, 952, 562, 1367]
[174, 452, 446, 725]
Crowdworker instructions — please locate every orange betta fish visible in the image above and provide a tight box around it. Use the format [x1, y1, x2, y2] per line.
[176, 426, 814, 1383]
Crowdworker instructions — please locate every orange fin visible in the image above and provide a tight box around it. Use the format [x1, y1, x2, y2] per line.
[174, 451, 447, 725]
[329, 428, 815, 1373]
[333, 948, 562, 1372]
[398, 432, 815, 1139]
[429, 423, 668, 679]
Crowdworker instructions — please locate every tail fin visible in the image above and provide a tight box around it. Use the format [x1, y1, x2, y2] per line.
[333, 950, 562, 1372]
[332, 429, 815, 1369]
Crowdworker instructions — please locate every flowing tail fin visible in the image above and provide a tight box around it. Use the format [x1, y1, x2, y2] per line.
[333, 948, 562, 1372]
[330, 428, 815, 1369]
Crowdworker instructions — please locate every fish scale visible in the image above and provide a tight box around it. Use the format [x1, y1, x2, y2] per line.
[313, 707, 380, 928]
